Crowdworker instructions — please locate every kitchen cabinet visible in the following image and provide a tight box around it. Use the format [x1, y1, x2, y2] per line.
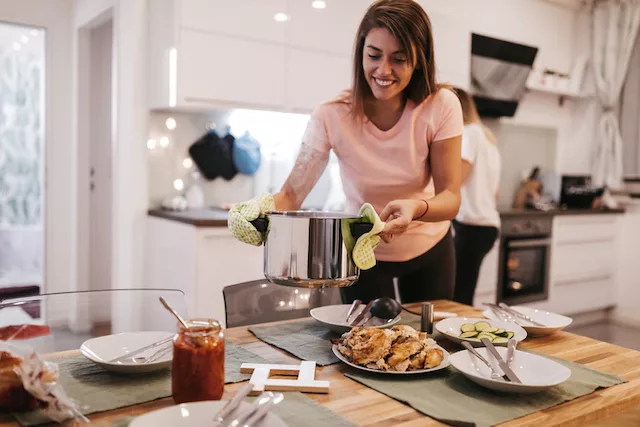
[180, 29, 287, 110]
[145, 216, 264, 327]
[285, 0, 368, 55]
[148, 0, 366, 113]
[179, 0, 287, 44]
[529, 214, 621, 316]
[285, 48, 351, 113]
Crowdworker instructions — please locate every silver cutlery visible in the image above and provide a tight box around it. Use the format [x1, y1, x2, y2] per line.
[506, 338, 517, 368]
[350, 300, 373, 326]
[345, 299, 362, 323]
[487, 305, 509, 322]
[213, 382, 254, 425]
[227, 392, 274, 427]
[480, 338, 522, 384]
[108, 336, 173, 363]
[243, 392, 284, 427]
[462, 341, 509, 381]
[498, 302, 547, 327]
[124, 343, 172, 365]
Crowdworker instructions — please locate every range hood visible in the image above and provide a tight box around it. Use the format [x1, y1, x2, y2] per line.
[470, 33, 539, 118]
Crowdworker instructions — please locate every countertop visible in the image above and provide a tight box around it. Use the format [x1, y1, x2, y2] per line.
[15, 300, 640, 427]
[149, 206, 626, 227]
[499, 207, 625, 218]
[147, 207, 229, 226]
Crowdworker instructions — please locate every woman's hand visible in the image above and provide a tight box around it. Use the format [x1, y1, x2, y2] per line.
[379, 199, 427, 243]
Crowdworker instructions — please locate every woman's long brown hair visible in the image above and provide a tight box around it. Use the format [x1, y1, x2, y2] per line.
[452, 87, 482, 125]
[350, 0, 445, 119]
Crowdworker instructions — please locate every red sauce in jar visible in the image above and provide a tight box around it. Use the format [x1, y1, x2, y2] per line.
[171, 319, 224, 404]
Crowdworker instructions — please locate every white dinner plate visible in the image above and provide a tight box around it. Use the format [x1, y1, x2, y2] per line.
[331, 343, 450, 375]
[129, 400, 287, 427]
[310, 304, 401, 334]
[435, 317, 527, 347]
[80, 331, 174, 374]
[449, 346, 571, 394]
[483, 306, 573, 336]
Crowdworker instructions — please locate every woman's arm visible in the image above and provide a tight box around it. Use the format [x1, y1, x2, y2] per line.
[380, 135, 462, 242]
[415, 134, 462, 222]
[273, 143, 330, 210]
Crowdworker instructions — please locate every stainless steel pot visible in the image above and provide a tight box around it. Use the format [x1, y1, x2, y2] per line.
[258, 211, 371, 289]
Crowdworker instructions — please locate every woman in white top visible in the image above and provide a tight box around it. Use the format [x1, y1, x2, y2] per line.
[451, 88, 501, 305]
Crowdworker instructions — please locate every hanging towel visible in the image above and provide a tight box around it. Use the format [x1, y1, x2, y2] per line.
[228, 193, 275, 246]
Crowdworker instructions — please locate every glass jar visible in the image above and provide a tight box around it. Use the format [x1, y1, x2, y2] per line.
[171, 318, 225, 404]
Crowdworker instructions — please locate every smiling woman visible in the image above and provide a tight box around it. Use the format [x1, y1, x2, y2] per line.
[265, 0, 465, 304]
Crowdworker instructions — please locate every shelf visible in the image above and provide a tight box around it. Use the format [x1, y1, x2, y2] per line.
[526, 83, 593, 106]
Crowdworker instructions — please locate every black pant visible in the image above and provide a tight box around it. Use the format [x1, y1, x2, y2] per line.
[452, 220, 499, 306]
[341, 228, 455, 304]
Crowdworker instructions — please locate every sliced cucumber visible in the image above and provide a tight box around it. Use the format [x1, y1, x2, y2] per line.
[493, 337, 509, 344]
[494, 328, 506, 336]
[505, 331, 515, 339]
[483, 327, 498, 333]
[460, 323, 476, 333]
[474, 321, 492, 332]
[477, 332, 496, 341]
[460, 331, 479, 339]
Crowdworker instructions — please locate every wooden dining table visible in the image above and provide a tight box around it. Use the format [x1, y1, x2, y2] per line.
[2, 300, 640, 427]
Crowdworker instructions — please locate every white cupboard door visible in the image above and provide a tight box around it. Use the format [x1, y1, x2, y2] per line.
[179, 0, 288, 44]
[286, 0, 370, 55]
[179, 29, 286, 109]
[195, 231, 264, 326]
[285, 48, 351, 113]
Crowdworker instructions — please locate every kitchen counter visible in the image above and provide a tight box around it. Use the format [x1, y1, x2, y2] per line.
[499, 207, 625, 218]
[147, 207, 228, 227]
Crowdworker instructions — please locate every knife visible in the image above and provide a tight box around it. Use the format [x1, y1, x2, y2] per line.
[212, 382, 254, 425]
[480, 338, 522, 384]
[350, 300, 373, 327]
[498, 302, 547, 327]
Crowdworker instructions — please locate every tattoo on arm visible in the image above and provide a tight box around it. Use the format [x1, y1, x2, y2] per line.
[281, 143, 329, 207]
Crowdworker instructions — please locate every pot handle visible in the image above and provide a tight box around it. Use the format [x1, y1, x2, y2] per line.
[250, 217, 269, 234]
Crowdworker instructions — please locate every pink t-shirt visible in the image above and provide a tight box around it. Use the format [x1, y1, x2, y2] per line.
[302, 88, 463, 262]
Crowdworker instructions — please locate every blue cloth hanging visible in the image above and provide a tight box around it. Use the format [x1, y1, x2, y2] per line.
[232, 132, 262, 176]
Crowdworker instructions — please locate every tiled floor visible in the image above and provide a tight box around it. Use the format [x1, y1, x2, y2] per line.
[566, 321, 640, 351]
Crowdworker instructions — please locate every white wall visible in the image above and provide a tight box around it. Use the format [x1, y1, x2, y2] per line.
[421, 0, 593, 175]
[0, 0, 74, 295]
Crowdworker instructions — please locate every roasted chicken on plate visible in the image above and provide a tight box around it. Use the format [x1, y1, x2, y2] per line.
[335, 325, 445, 372]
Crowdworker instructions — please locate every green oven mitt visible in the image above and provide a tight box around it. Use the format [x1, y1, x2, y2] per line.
[351, 203, 386, 270]
[228, 193, 275, 246]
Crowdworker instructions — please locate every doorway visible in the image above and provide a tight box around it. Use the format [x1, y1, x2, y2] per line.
[74, 13, 115, 333]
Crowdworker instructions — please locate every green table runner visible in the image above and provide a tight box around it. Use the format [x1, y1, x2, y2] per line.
[343, 350, 626, 427]
[13, 341, 268, 426]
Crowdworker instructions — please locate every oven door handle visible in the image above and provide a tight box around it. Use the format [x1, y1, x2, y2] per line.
[507, 238, 552, 248]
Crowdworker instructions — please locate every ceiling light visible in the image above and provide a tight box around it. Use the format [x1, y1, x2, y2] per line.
[312, 0, 326, 9]
[159, 136, 169, 147]
[274, 13, 289, 22]
[173, 179, 184, 191]
[183, 157, 193, 169]
[165, 117, 177, 130]
[147, 139, 157, 149]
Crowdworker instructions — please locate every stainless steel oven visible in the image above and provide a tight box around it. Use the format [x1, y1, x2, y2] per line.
[497, 216, 552, 305]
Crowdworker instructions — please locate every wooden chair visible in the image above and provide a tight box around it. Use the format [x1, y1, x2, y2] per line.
[222, 279, 342, 328]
